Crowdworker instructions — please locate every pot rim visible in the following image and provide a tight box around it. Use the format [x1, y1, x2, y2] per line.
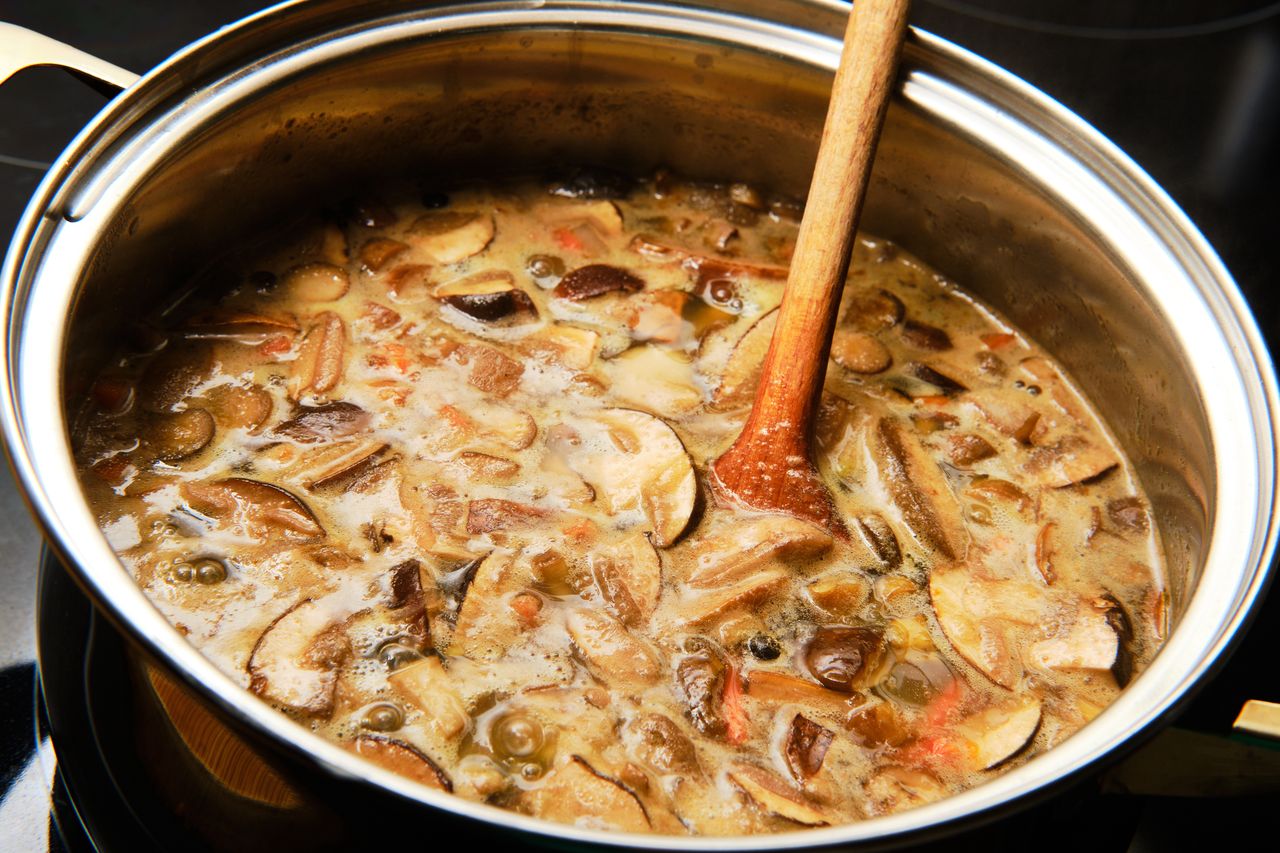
[3, 1, 1277, 847]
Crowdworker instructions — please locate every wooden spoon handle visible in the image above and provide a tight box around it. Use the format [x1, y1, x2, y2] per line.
[736, 0, 910, 456]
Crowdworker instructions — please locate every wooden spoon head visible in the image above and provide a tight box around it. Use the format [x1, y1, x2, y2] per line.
[711, 433, 848, 539]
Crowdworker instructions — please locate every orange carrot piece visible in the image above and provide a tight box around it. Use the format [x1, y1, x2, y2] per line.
[722, 666, 750, 745]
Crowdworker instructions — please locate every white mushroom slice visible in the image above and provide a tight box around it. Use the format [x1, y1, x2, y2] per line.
[449, 552, 533, 661]
[528, 756, 651, 832]
[566, 607, 661, 684]
[954, 697, 1042, 770]
[349, 736, 452, 791]
[280, 262, 350, 302]
[708, 308, 777, 411]
[409, 211, 495, 263]
[602, 346, 704, 417]
[1029, 600, 1119, 671]
[538, 199, 625, 237]
[863, 766, 948, 815]
[929, 565, 1021, 689]
[1024, 435, 1118, 488]
[589, 530, 662, 626]
[685, 516, 833, 589]
[387, 656, 470, 739]
[561, 408, 696, 547]
[683, 568, 790, 627]
[727, 765, 829, 826]
[873, 417, 969, 561]
[289, 311, 345, 400]
[522, 324, 602, 370]
[465, 400, 537, 451]
[247, 599, 346, 717]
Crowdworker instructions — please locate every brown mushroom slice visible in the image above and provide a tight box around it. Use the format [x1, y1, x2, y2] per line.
[273, 401, 371, 443]
[783, 714, 835, 781]
[182, 478, 325, 541]
[181, 312, 300, 343]
[954, 697, 1042, 770]
[554, 264, 645, 300]
[900, 320, 952, 351]
[831, 330, 892, 374]
[457, 344, 525, 398]
[384, 558, 430, 646]
[280, 262, 350, 302]
[433, 270, 537, 324]
[387, 656, 470, 739]
[465, 498, 550, 535]
[528, 755, 651, 832]
[903, 362, 967, 395]
[139, 345, 214, 412]
[864, 766, 948, 815]
[359, 237, 409, 272]
[873, 417, 969, 560]
[841, 287, 904, 332]
[290, 438, 387, 490]
[145, 408, 215, 461]
[589, 530, 662, 626]
[854, 513, 902, 572]
[289, 311, 345, 400]
[448, 552, 532, 661]
[686, 516, 833, 589]
[602, 346, 704, 417]
[708, 308, 777, 411]
[628, 234, 789, 280]
[566, 607, 661, 685]
[561, 408, 696, 547]
[247, 599, 346, 717]
[727, 764, 829, 826]
[349, 735, 453, 791]
[410, 210, 495, 263]
[203, 384, 273, 431]
[622, 714, 701, 777]
[965, 392, 1041, 443]
[683, 568, 790, 627]
[1024, 435, 1118, 487]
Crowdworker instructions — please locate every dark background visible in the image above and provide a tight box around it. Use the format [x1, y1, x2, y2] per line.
[1, 1, 1278, 850]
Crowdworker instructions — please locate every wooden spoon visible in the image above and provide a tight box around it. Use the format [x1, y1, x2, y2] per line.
[710, 0, 911, 537]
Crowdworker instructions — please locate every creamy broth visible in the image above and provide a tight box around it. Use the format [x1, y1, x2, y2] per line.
[76, 172, 1165, 834]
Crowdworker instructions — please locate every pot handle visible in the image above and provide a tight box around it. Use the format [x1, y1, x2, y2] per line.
[0, 21, 139, 96]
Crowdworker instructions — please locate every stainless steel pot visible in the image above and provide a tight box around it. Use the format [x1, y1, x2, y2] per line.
[3, 0, 1277, 848]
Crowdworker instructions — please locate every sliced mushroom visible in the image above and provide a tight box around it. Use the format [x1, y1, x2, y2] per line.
[900, 320, 952, 351]
[465, 499, 550, 535]
[387, 656, 470, 739]
[453, 451, 520, 483]
[145, 408, 214, 461]
[602, 346, 704, 416]
[1028, 597, 1120, 673]
[682, 568, 790, 627]
[873, 417, 969, 560]
[359, 237, 409, 272]
[904, 362, 967, 395]
[289, 311, 345, 400]
[854, 513, 902, 572]
[521, 324, 602, 370]
[280, 262, 350, 302]
[448, 552, 533, 661]
[528, 755, 651, 832]
[589, 530, 662, 626]
[623, 714, 701, 777]
[783, 714, 835, 781]
[559, 408, 696, 547]
[247, 599, 347, 716]
[863, 766, 947, 815]
[385, 558, 430, 646]
[456, 344, 524, 398]
[1024, 435, 1118, 487]
[628, 234, 789, 280]
[349, 735, 453, 791]
[291, 438, 387, 489]
[203, 384, 273, 431]
[409, 210, 495, 263]
[841, 287, 904, 331]
[709, 308, 776, 411]
[182, 478, 324, 541]
[744, 670, 854, 717]
[727, 764, 829, 826]
[566, 607, 661, 685]
[181, 312, 300, 343]
[434, 270, 537, 323]
[966, 392, 1040, 443]
[538, 198, 625, 236]
[554, 264, 644, 300]
[273, 401, 371, 443]
[806, 574, 870, 618]
[626, 290, 688, 344]
[954, 697, 1042, 770]
[685, 516, 833, 589]
[139, 345, 214, 412]
[831, 330, 892, 374]
[947, 433, 997, 467]
[674, 641, 728, 737]
[803, 626, 888, 693]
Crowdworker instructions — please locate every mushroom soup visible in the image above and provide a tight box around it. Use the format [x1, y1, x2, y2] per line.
[76, 171, 1166, 834]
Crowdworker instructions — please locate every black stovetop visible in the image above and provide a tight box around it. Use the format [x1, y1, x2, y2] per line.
[2, 1, 1278, 850]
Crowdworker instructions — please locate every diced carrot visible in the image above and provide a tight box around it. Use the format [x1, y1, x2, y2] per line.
[722, 665, 750, 745]
[561, 517, 599, 546]
[510, 592, 543, 627]
[916, 395, 951, 408]
[553, 227, 585, 253]
[437, 404, 473, 431]
[923, 679, 964, 729]
[981, 332, 1016, 350]
[258, 334, 293, 358]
